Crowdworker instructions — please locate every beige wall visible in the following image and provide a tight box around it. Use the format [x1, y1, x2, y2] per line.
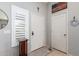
[68, 2, 79, 56]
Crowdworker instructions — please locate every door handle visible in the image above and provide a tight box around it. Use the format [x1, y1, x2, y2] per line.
[32, 31, 34, 36]
[64, 34, 67, 36]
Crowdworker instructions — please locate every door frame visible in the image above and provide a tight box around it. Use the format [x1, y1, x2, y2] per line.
[51, 9, 69, 55]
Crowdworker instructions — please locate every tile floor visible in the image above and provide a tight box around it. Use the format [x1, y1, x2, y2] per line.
[28, 47, 67, 56]
[47, 49, 67, 56]
[28, 46, 49, 56]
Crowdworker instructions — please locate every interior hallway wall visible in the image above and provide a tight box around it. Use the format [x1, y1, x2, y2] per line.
[0, 2, 48, 56]
[47, 2, 64, 49]
[47, 2, 57, 49]
[68, 2, 79, 56]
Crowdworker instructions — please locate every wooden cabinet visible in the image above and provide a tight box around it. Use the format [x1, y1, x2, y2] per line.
[19, 39, 28, 56]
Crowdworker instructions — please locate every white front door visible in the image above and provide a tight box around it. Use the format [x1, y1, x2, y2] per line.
[51, 11, 68, 52]
[30, 13, 46, 51]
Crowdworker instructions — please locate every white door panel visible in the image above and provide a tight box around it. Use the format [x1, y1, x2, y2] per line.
[51, 13, 67, 52]
[31, 13, 46, 51]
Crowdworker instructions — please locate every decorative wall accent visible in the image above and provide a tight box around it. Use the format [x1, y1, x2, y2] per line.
[70, 16, 79, 27]
[52, 2, 67, 13]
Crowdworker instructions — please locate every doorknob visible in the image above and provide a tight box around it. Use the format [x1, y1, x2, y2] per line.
[64, 34, 67, 36]
[32, 31, 34, 36]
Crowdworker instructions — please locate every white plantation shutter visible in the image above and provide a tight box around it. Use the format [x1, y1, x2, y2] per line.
[11, 5, 29, 47]
[15, 13, 25, 40]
